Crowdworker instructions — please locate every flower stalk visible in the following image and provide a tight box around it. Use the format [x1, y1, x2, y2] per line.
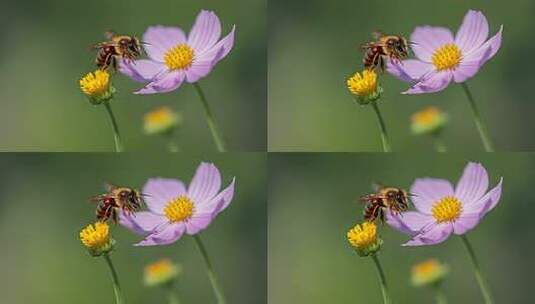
[193, 235, 227, 304]
[432, 134, 447, 152]
[461, 235, 493, 304]
[103, 101, 123, 152]
[371, 102, 392, 152]
[461, 83, 494, 152]
[166, 284, 181, 304]
[372, 255, 391, 304]
[193, 83, 227, 152]
[434, 285, 448, 304]
[104, 253, 125, 304]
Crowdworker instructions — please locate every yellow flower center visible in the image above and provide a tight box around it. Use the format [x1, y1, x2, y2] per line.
[144, 259, 181, 286]
[164, 196, 194, 222]
[412, 106, 441, 126]
[79, 70, 110, 97]
[144, 106, 180, 135]
[347, 222, 377, 249]
[412, 259, 440, 276]
[347, 70, 378, 97]
[431, 43, 462, 71]
[431, 196, 462, 223]
[164, 44, 194, 70]
[79, 222, 110, 250]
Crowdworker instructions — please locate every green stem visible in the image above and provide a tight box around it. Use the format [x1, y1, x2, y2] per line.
[103, 101, 123, 152]
[461, 83, 494, 152]
[432, 134, 447, 152]
[165, 132, 180, 152]
[371, 102, 392, 152]
[166, 284, 180, 304]
[193, 83, 227, 152]
[371, 255, 391, 304]
[434, 284, 448, 304]
[193, 235, 227, 304]
[103, 253, 124, 304]
[461, 235, 493, 304]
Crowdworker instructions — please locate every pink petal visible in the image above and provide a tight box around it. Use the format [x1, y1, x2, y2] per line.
[464, 177, 503, 215]
[187, 10, 222, 55]
[119, 59, 166, 83]
[184, 212, 215, 235]
[402, 71, 452, 94]
[453, 213, 482, 235]
[185, 26, 235, 83]
[452, 61, 481, 83]
[119, 211, 166, 235]
[197, 177, 235, 214]
[410, 178, 455, 214]
[455, 10, 489, 54]
[142, 178, 187, 214]
[403, 223, 453, 246]
[387, 59, 434, 83]
[134, 70, 185, 94]
[386, 211, 435, 235]
[187, 163, 222, 205]
[463, 25, 503, 65]
[454, 162, 489, 206]
[143, 26, 187, 62]
[410, 26, 454, 62]
[134, 223, 186, 246]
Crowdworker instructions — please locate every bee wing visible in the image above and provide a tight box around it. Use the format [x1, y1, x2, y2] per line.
[104, 183, 118, 192]
[372, 30, 384, 40]
[105, 30, 116, 40]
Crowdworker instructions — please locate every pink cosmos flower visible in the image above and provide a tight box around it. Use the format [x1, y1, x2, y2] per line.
[387, 10, 503, 94]
[120, 162, 235, 246]
[120, 10, 235, 94]
[387, 162, 502, 246]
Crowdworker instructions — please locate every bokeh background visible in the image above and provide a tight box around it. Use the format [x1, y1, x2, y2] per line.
[0, 0, 266, 151]
[269, 153, 533, 303]
[269, 0, 535, 151]
[0, 153, 266, 304]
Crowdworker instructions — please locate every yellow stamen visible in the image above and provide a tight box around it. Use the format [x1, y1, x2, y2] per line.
[347, 70, 378, 97]
[431, 196, 462, 223]
[164, 44, 194, 70]
[164, 196, 194, 222]
[432, 44, 462, 71]
[411, 259, 449, 287]
[412, 259, 441, 276]
[79, 70, 111, 97]
[144, 259, 181, 286]
[347, 222, 377, 250]
[79, 222, 110, 250]
[412, 106, 442, 126]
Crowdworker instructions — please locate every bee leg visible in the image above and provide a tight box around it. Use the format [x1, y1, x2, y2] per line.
[379, 56, 385, 73]
[112, 208, 118, 224]
[379, 209, 385, 225]
[112, 56, 118, 72]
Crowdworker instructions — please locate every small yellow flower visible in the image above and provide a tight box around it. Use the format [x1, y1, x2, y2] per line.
[144, 106, 182, 135]
[347, 222, 383, 256]
[144, 259, 182, 287]
[79, 70, 115, 104]
[411, 106, 448, 135]
[347, 70, 382, 104]
[79, 222, 115, 256]
[411, 259, 449, 287]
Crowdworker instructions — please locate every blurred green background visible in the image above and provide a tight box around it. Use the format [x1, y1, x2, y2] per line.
[0, 0, 266, 151]
[268, 0, 535, 151]
[269, 153, 533, 303]
[0, 153, 266, 303]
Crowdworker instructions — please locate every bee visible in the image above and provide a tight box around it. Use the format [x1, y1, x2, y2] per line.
[93, 31, 144, 71]
[361, 31, 410, 72]
[90, 184, 144, 223]
[359, 184, 410, 223]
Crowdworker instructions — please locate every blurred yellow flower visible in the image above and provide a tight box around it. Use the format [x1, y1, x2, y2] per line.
[347, 222, 382, 256]
[411, 259, 449, 287]
[79, 222, 114, 256]
[144, 258, 182, 287]
[411, 106, 448, 135]
[347, 70, 382, 104]
[79, 70, 115, 104]
[144, 106, 182, 135]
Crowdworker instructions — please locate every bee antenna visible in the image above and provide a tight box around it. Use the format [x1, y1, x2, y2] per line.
[408, 192, 418, 197]
[408, 41, 418, 46]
